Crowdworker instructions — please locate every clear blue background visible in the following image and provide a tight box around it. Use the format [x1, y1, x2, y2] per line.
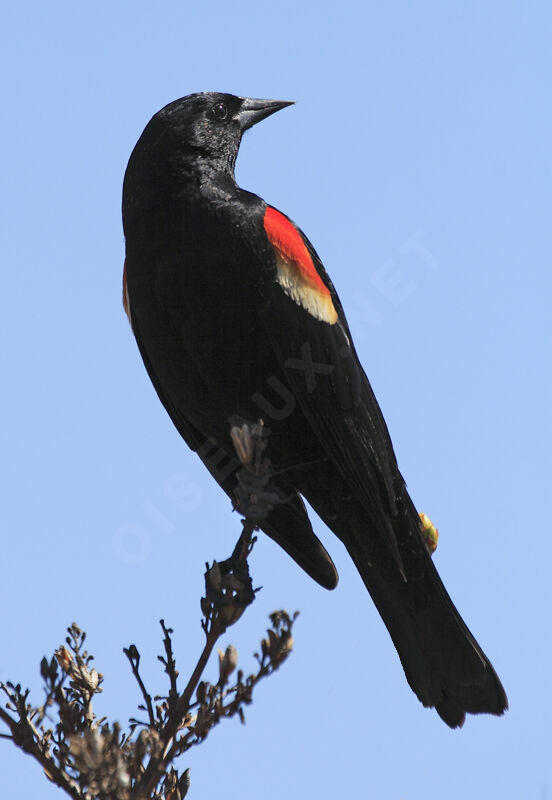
[1, 2, 550, 798]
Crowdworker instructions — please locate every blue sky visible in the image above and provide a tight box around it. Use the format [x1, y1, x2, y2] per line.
[1, 1, 550, 798]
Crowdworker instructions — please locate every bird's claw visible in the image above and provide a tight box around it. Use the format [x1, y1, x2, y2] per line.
[230, 420, 287, 522]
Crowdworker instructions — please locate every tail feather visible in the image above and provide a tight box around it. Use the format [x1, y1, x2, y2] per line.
[296, 462, 508, 727]
[261, 489, 339, 590]
[345, 531, 507, 727]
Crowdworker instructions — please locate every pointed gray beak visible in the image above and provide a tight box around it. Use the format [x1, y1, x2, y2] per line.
[236, 97, 294, 131]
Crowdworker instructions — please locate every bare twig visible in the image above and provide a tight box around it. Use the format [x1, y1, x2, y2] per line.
[0, 422, 298, 799]
[124, 645, 155, 729]
[159, 621, 179, 710]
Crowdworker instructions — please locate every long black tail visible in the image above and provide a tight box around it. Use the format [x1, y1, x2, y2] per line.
[343, 519, 507, 727]
[298, 463, 508, 727]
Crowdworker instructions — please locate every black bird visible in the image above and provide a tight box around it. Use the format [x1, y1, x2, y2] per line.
[122, 92, 507, 727]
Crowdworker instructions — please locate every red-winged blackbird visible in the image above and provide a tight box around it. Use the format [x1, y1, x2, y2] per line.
[122, 92, 507, 727]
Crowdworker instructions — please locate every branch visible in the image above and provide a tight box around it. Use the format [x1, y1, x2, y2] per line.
[0, 421, 299, 799]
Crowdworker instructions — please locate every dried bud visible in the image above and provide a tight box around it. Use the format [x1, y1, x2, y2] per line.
[179, 768, 191, 798]
[281, 632, 294, 654]
[207, 561, 222, 592]
[218, 645, 238, 684]
[85, 668, 101, 691]
[267, 628, 279, 656]
[196, 681, 207, 704]
[200, 596, 211, 618]
[55, 644, 103, 692]
[70, 728, 130, 793]
[40, 656, 58, 683]
[126, 644, 140, 664]
[219, 603, 246, 627]
[76, 664, 103, 693]
[55, 646, 73, 674]
[221, 572, 244, 594]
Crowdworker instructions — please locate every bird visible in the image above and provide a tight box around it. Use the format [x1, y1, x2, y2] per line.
[122, 91, 507, 727]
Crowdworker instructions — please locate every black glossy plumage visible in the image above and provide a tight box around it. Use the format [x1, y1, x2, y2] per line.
[122, 92, 507, 727]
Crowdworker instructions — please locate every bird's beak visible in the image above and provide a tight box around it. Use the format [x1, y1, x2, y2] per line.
[236, 97, 294, 131]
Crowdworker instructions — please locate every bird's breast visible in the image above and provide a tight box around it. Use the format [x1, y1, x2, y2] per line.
[125, 196, 287, 432]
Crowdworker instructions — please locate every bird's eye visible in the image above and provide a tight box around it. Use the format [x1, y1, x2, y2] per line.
[212, 102, 228, 120]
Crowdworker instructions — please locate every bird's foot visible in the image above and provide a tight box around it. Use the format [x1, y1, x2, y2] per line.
[230, 420, 288, 522]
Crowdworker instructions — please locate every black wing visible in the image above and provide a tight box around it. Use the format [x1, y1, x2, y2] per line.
[257, 212, 507, 726]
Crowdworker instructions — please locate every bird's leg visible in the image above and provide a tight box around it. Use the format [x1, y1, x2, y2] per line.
[230, 420, 288, 522]
[202, 421, 277, 630]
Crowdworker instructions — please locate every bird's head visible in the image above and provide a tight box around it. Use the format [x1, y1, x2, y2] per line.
[126, 92, 293, 185]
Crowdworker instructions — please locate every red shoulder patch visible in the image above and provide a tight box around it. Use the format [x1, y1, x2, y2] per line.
[263, 207, 328, 294]
[263, 207, 337, 324]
